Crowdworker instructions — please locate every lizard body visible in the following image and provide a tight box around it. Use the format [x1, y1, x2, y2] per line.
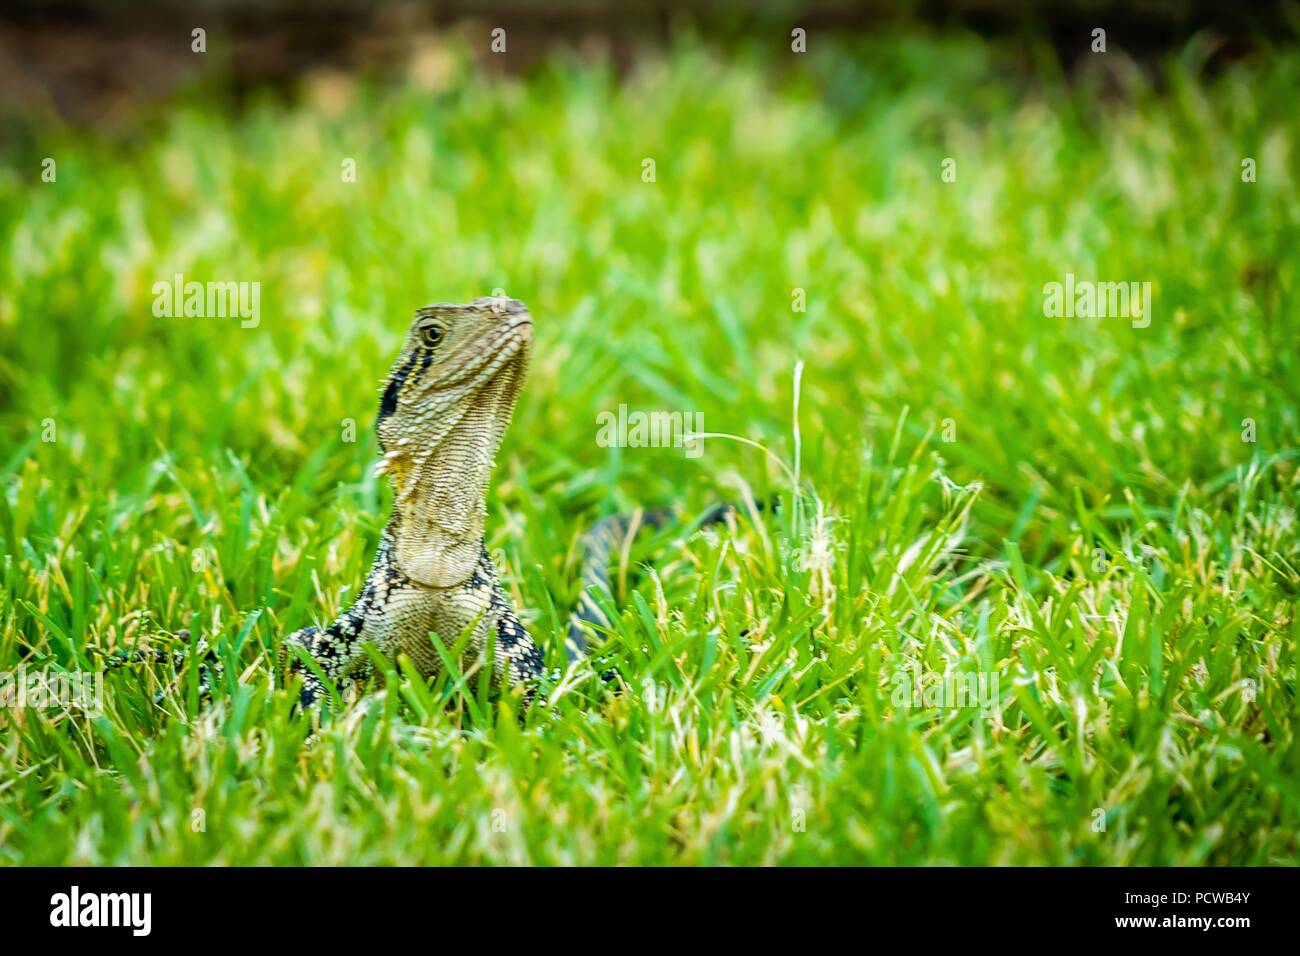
[282, 297, 543, 706]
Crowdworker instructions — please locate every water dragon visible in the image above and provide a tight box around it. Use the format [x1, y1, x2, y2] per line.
[114, 295, 750, 709]
[281, 296, 544, 706]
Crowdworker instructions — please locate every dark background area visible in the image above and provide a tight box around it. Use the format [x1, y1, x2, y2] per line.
[2, 0, 1296, 130]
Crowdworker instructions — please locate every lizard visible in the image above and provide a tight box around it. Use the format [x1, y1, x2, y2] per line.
[109, 294, 759, 709]
[280, 296, 544, 707]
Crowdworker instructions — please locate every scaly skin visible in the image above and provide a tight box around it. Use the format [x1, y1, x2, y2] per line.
[281, 297, 543, 707]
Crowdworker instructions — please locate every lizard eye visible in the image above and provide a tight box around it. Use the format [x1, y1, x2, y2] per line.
[420, 324, 445, 348]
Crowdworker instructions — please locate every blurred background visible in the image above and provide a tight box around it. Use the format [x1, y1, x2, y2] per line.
[3, 0, 1296, 133]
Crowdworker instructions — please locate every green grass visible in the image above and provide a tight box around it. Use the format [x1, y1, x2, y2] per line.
[1, 33, 1298, 865]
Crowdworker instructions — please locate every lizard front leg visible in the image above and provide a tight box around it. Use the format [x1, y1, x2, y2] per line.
[280, 551, 392, 707]
[281, 619, 368, 708]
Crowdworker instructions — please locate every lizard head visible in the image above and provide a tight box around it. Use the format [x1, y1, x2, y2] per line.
[375, 296, 532, 588]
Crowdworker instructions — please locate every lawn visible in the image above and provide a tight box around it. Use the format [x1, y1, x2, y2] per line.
[0, 32, 1297, 865]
